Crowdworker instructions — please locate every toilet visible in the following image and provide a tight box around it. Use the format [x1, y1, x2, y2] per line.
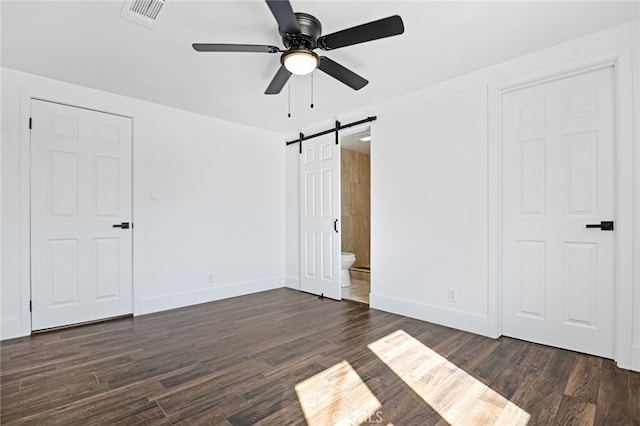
[340, 252, 356, 287]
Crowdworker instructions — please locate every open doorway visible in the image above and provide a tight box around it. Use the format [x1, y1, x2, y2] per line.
[340, 127, 371, 305]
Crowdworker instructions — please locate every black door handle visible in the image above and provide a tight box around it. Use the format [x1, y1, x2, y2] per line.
[113, 222, 131, 229]
[586, 221, 614, 231]
[334, 219, 338, 233]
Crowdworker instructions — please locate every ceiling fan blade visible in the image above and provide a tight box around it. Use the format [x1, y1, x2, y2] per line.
[317, 57, 368, 90]
[265, 65, 292, 94]
[265, 0, 300, 34]
[193, 44, 281, 53]
[317, 15, 404, 50]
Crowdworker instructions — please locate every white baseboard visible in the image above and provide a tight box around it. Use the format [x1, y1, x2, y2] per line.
[1, 317, 24, 341]
[285, 275, 300, 290]
[135, 276, 284, 316]
[370, 293, 491, 337]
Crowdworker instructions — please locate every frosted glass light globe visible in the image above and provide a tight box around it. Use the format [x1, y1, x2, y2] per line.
[284, 51, 318, 75]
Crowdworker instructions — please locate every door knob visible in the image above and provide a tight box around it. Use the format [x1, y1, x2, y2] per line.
[585, 221, 614, 231]
[113, 222, 131, 229]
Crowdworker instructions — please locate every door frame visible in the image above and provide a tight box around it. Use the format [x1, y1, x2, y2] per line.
[16, 89, 135, 336]
[487, 47, 635, 369]
[339, 123, 373, 287]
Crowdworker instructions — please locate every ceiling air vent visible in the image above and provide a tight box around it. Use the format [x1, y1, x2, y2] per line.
[120, 0, 166, 28]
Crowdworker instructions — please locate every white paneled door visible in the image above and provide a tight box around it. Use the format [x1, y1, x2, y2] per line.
[300, 133, 341, 300]
[30, 99, 133, 330]
[501, 67, 616, 358]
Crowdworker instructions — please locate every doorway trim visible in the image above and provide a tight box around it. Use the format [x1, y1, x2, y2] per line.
[16, 88, 135, 337]
[339, 123, 373, 306]
[487, 47, 635, 370]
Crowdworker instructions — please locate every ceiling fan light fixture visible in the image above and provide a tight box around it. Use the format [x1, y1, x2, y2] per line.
[283, 51, 318, 75]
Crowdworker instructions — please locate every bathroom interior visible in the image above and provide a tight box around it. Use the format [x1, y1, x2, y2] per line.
[340, 127, 371, 305]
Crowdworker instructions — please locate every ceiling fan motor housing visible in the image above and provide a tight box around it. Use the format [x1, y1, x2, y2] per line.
[281, 13, 322, 50]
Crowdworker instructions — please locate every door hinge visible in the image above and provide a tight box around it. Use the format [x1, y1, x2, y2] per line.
[29, 117, 32, 130]
[29, 300, 32, 312]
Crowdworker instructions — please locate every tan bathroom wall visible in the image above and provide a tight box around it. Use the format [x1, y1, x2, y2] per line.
[341, 147, 370, 270]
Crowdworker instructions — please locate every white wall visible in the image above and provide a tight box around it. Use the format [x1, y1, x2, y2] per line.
[371, 74, 490, 327]
[285, 20, 639, 369]
[1, 68, 285, 339]
[284, 144, 300, 289]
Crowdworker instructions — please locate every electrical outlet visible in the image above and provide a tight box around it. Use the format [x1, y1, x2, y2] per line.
[447, 289, 457, 303]
[208, 272, 214, 284]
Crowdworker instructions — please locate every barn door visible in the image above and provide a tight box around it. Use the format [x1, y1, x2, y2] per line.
[299, 133, 341, 300]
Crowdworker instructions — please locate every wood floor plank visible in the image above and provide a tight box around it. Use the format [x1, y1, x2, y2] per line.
[564, 355, 602, 404]
[553, 395, 596, 426]
[485, 340, 549, 402]
[226, 391, 299, 426]
[162, 393, 244, 425]
[466, 337, 527, 384]
[594, 367, 633, 425]
[522, 350, 577, 424]
[1, 288, 638, 425]
[154, 364, 265, 415]
[631, 374, 640, 423]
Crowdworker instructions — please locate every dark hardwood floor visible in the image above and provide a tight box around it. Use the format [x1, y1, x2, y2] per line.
[1, 288, 638, 425]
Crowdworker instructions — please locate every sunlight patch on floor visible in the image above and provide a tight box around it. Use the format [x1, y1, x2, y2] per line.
[367, 330, 531, 425]
[294, 360, 382, 426]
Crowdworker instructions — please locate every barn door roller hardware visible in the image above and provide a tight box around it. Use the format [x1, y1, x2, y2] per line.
[286, 116, 377, 147]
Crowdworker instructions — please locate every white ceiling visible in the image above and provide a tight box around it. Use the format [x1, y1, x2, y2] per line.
[2, 1, 638, 134]
[341, 128, 370, 154]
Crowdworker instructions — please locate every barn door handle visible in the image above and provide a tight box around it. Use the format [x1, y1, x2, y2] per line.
[113, 222, 130, 229]
[585, 221, 614, 231]
[334, 219, 338, 233]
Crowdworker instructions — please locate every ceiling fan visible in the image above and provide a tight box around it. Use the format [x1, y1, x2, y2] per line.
[192, 0, 405, 94]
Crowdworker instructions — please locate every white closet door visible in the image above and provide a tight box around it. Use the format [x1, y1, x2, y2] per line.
[299, 133, 341, 300]
[31, 99, 133, 330]
[501, 67, 616, 358]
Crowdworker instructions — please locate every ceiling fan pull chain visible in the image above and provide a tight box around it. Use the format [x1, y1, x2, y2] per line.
[287, 79, 292, 118]
[310, 72, 314, 109]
